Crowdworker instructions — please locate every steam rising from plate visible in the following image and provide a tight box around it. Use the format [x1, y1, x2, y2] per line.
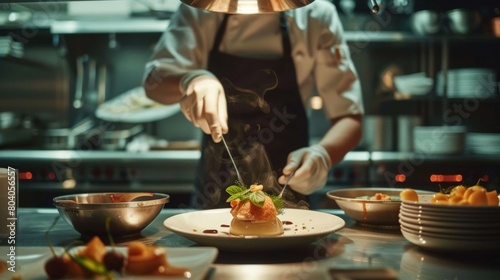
[203, 68, 309, 209]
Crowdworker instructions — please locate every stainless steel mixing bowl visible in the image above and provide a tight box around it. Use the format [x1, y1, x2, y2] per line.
[53, 192, 169, 237]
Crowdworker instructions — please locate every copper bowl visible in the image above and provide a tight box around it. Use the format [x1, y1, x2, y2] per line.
[53, 192, 169, 237]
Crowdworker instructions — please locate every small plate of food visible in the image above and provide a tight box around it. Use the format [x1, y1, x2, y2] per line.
[326, 187, 432, 227]
[13, 236, 218, 280]
[163, 184, 345, 252]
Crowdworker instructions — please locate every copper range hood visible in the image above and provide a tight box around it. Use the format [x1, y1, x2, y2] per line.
[181, 0, 380, 14]
[180, 0, 315, 14]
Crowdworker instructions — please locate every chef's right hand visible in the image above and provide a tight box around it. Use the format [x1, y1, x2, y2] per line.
[180, 72, 228, 143]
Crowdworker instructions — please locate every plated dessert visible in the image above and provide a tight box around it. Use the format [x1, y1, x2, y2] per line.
[226, 184, 285, 236]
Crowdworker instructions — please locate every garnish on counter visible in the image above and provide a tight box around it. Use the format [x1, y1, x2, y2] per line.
[43, 216, 90, 280]
[226, 183, 284, 213]
[102, 217, 125, 273]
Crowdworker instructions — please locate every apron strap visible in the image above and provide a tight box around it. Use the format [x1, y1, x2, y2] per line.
[212, 14, 229, 51]
[280, 13, 291, 55]
[212, 13, 291, 56]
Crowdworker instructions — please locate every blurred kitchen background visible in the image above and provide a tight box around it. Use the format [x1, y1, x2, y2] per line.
[1, 0, 499, 209]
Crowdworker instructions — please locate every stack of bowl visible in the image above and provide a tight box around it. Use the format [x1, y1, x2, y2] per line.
[446, 9, 482, 35]
[394, 72, 433, 96]
[399, 194, 500, 252]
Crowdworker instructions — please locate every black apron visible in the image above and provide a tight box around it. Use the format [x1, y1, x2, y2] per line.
[191, 13, 309, 209]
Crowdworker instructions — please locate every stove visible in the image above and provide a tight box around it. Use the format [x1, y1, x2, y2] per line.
[1, 150, 498, 209]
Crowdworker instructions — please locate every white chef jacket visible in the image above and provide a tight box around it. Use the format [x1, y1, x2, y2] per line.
[145, 0, 364, 120]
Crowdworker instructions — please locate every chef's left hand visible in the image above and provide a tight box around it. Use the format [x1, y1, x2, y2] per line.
[279, 144, 332, 195]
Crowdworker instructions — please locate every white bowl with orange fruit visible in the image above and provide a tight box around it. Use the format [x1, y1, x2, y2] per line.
[398, 184, 500, 252]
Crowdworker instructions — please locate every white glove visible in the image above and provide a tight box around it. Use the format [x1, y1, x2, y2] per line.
[279, 144, 332, 195]
[179, 70, 228, 143]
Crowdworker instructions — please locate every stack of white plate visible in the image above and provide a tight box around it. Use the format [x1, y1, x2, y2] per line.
[467, 133, 500, 154]
[436, 68, 497, 98]
[413, 126, 466, 154]
[399, 194, 500, 252]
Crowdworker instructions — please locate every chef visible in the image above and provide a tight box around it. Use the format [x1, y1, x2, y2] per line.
[143, 0, 364, 209]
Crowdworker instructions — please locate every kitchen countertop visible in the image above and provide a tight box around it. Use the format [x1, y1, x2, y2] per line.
[3, 207, 500, 279]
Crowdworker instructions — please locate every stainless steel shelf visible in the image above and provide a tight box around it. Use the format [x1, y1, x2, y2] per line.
[0, 150, 200, 163]
[344, 31, 500, 42]
[1, 150, 497, 164]
[50, 18, 170, 34]
[370, 151, 500, 163]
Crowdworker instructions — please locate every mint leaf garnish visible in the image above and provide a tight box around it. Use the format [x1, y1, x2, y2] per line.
[249, 191, 266, 207]
[226, 185, 250, 202]
[226, 185, 246, 195]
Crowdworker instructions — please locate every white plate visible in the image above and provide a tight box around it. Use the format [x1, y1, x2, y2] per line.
[163, 208, 345, 252]
[401, 228, 500, 252]
[400, 205, 500, 220]
[398, 211, 500, 228]
[95, 86, 181, 123]
[401, 224, 500, 241]
[401, 203, 500, 214]
[10, 246, 217, 280]
[399, 219, 500, 236]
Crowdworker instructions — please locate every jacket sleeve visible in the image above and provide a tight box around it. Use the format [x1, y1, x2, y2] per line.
[142, 5, 222, 83]
[309, 1, 365, 119]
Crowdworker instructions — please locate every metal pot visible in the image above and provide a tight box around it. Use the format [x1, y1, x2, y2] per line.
[100, 124, 143, 150]
[0, 112, 35, 147]
[359, 116, 394, 151]
[447, 9, 482, 34]
[41, 118, 95, 150]
[397, 115, 422, 152]
[410, 10, 442, 35]
[0, 111, 20, 129]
